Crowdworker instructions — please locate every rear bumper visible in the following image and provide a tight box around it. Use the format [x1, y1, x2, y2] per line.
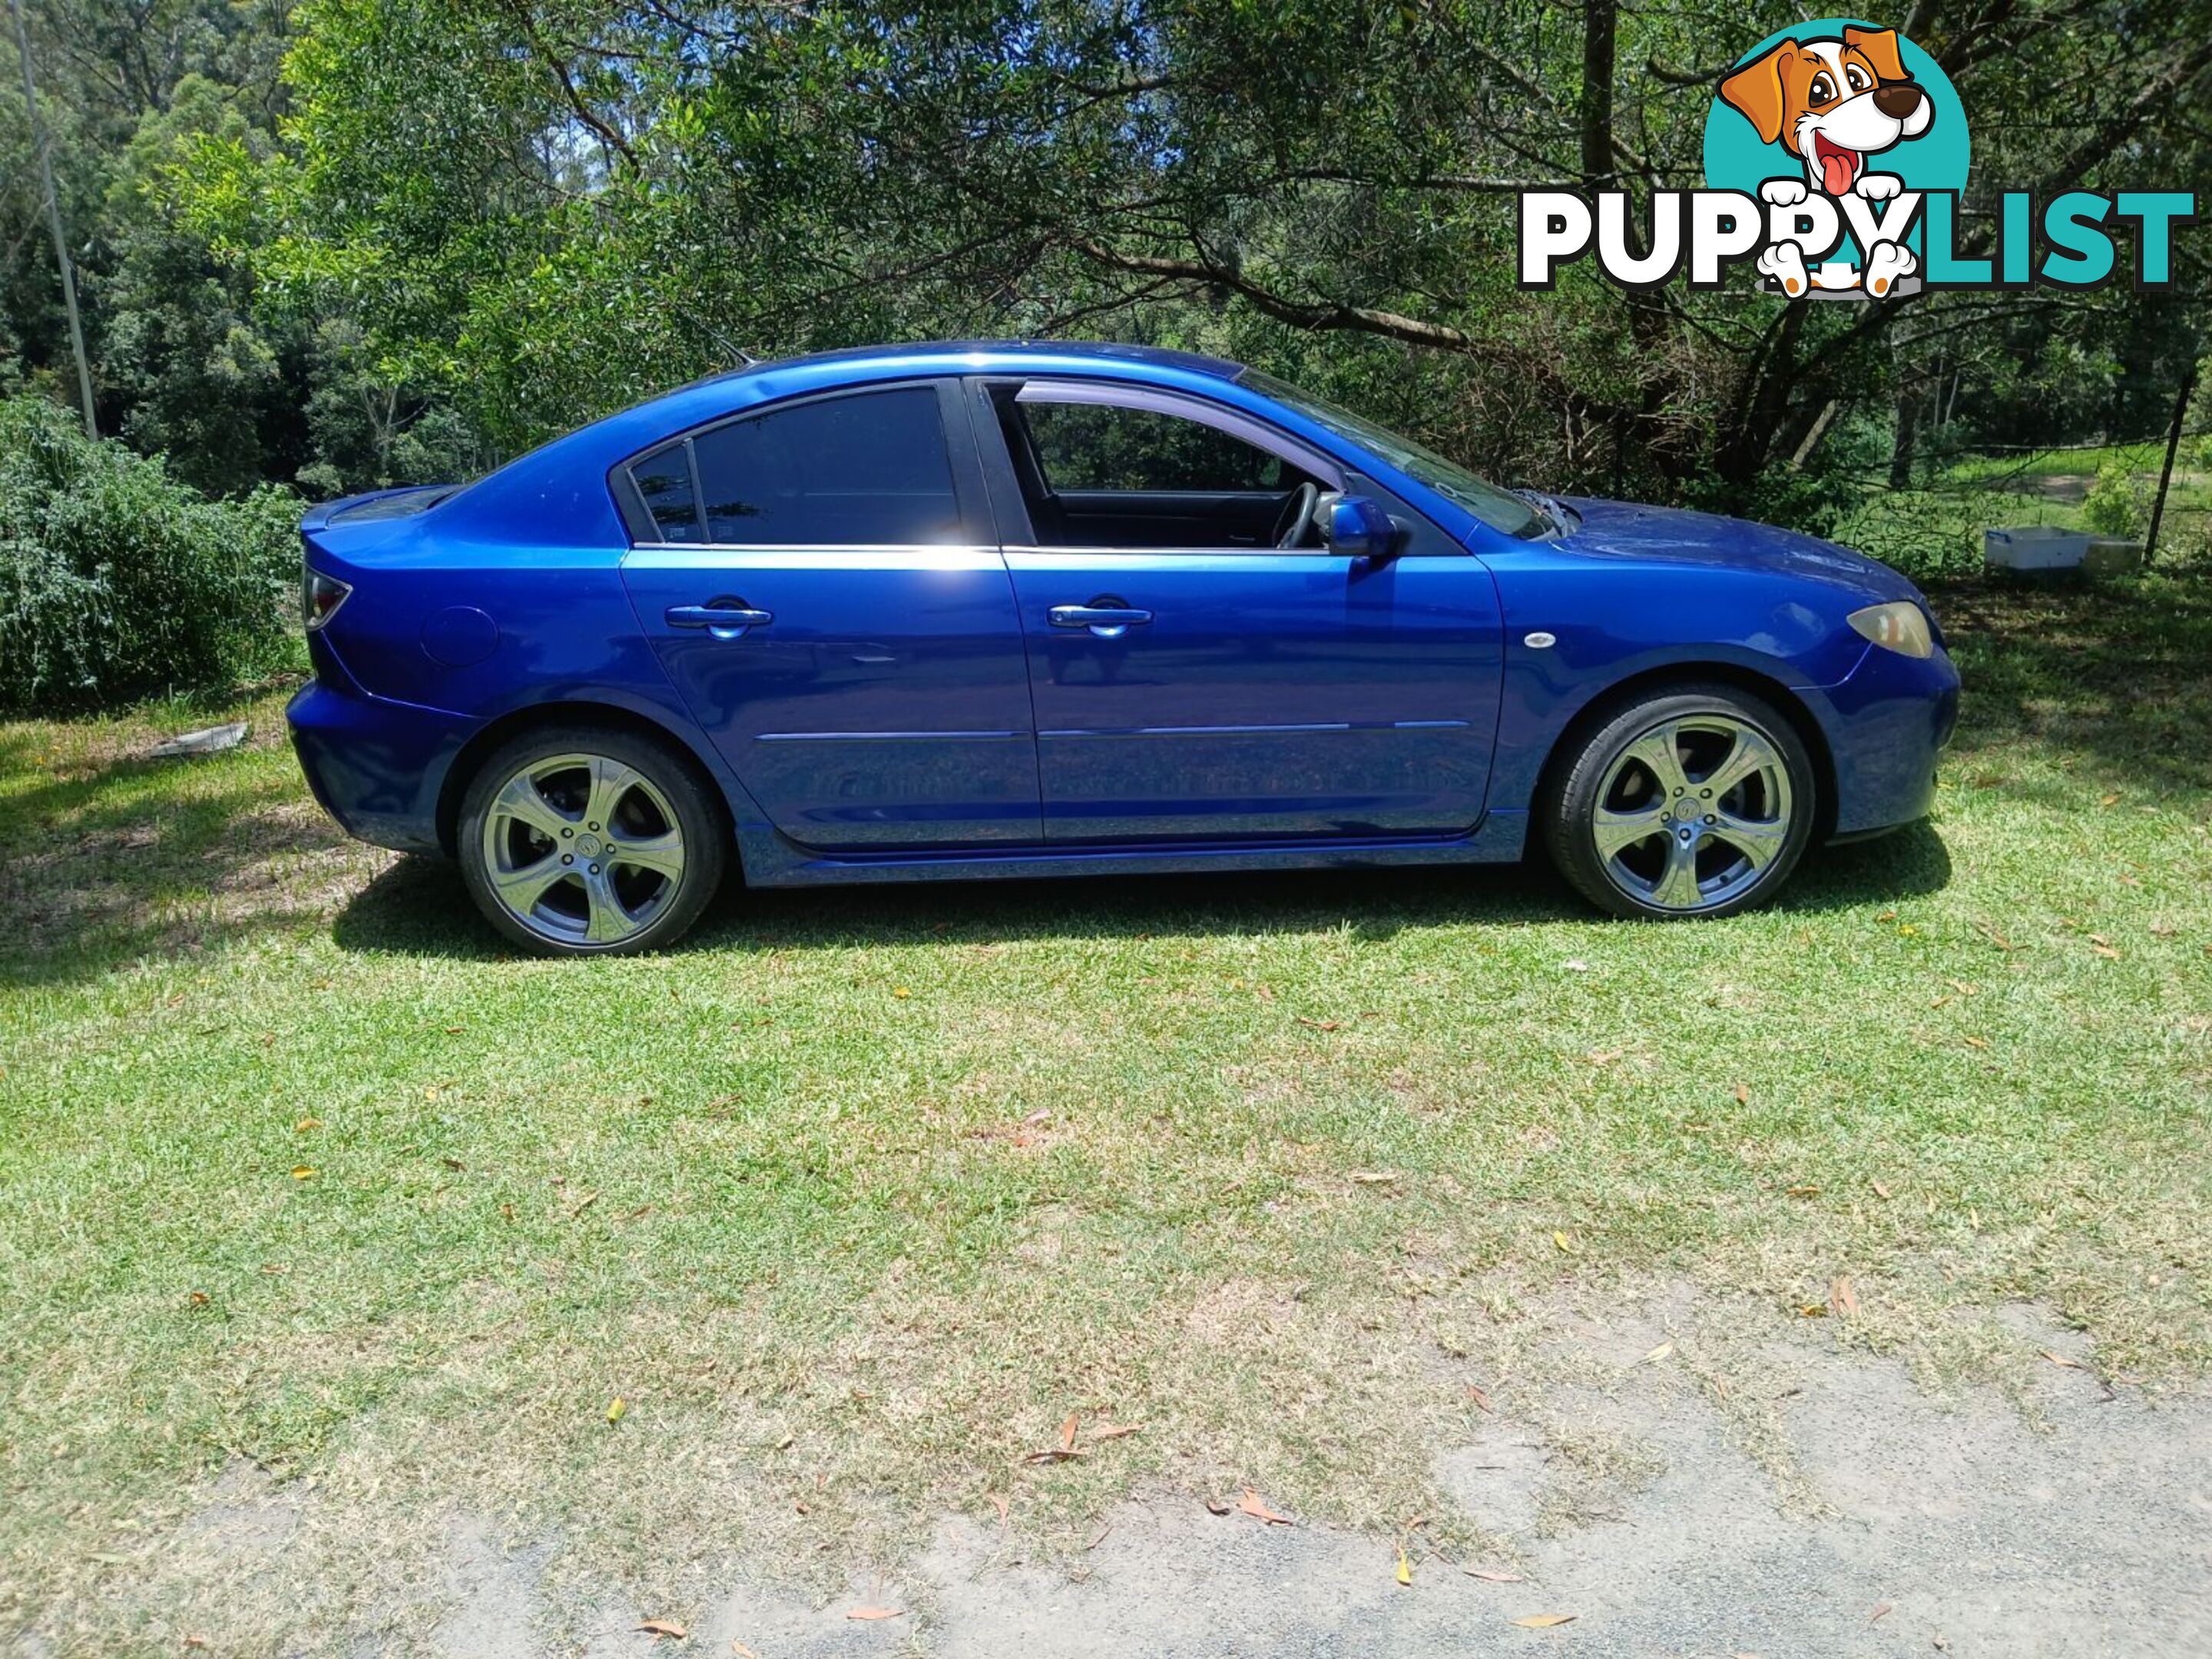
[287, 664, 480, 853]
[1803, 641, 1961, 836]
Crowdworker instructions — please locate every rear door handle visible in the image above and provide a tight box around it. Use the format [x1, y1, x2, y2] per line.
[1048, 603, 1154, 639]
[666, 603, 773, 634]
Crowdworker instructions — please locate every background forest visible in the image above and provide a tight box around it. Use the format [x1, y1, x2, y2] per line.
[2, 0, 2208, 707]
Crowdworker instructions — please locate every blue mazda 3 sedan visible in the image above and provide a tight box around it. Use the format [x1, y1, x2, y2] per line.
[288, 340, 1959, 955]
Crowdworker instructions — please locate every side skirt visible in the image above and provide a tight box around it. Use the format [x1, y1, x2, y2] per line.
[736, 810, 1530, 887]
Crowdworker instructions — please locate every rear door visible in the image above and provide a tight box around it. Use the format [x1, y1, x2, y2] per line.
[976, 379, 1504, 843]
[618, 380, 1042, 850]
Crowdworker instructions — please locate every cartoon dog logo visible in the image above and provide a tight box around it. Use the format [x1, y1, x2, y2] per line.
[1719, 25, 1935, 297]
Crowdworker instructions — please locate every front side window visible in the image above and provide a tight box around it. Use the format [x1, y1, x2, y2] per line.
[1023, 402, 1287, 493]
[687, 386, 962, 545]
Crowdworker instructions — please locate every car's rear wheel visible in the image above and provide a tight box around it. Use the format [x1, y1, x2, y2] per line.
[1544, 684, 1816, 920]
[458, 724, 726, 955]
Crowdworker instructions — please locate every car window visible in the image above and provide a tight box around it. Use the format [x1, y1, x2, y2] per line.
[686, 386, 963, 545]
[630, 443, 702, 543]
[1023, 402, 1286, 493]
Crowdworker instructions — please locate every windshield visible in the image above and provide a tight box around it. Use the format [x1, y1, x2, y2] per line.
[1240, 369, 1547, 539]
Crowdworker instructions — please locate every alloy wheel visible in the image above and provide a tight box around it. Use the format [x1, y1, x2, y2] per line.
[1588, 715, 1793, 913]
[478, 752, 687, 947]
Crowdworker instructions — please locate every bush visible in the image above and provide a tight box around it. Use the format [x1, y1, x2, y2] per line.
[0, 395, 303, 712]
[2082, 458, 2144, 538]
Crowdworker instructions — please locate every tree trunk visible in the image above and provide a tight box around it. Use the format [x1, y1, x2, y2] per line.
[1889, 388, 1921, 490]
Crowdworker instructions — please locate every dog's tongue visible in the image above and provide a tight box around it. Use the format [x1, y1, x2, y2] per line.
[1817, 142, 1857, 195]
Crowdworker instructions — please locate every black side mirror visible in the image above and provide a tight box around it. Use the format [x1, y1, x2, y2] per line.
[1316, 492, 1401, 563]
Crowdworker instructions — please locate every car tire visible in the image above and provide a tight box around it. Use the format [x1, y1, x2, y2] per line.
[1543, 684, 1816, 921]
[458, 723, 727, 956]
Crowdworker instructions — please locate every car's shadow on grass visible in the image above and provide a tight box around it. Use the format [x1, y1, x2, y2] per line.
[329, 821, 1953, 959]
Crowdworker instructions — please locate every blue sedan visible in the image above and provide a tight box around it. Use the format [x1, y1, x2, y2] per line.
[288, 340, 1959, 955]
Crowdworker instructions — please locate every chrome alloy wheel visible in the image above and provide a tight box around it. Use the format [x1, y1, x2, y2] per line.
[478, 753, 687, 947]
[1589, 715, 1793, 913]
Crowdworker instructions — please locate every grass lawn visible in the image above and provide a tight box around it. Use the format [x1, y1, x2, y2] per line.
[2, 577, 2209, 1654]
[1828, 439, 2212, 578]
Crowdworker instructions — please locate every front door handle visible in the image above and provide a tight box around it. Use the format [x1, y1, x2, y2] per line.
[1048, 601, 1154, 640]
[666, 602, 773, 635]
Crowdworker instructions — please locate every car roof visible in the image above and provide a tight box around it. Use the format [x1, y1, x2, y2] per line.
[686, 339, 1247, 392]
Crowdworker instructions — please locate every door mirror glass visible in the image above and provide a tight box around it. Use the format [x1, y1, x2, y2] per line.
[1316, 492, 1399, 561]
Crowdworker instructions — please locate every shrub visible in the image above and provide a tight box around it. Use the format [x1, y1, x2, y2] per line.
[2081, 457, 2143, 538]
[0, 395, 303, 712]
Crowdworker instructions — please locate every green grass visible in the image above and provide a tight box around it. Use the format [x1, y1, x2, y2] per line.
[1829, 440, 2212, 579]
[2, 578, 2210, 1654]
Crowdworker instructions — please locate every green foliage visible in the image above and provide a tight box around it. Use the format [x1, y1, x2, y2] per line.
[2083, 458, 2144, 538]
[0, 392, 302, 711]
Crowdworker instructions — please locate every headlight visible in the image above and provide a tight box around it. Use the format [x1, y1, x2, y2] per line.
[1847, 601, 1933, 658]
[303, 566, 352, 631]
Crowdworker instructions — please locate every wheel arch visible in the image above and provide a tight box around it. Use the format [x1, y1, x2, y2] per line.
[435, 699, 736, 859]
[1532, 661, 1839, 844]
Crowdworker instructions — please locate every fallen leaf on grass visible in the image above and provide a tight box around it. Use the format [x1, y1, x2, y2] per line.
[846, 1607, 904, 1621]
[1020, 1446, 1084, 1464]
[1785, 1184, 1821, 1197]
[1514, 1613, 1577, 1628]
[1869, 1601, 1893, 1622]
[606, 1396, 627, 1423]
[1871, 1180, 1892, 1200]
[1060, 1412, 1079, 1452]
[1552, 1230, 1578, 1254]
[1465, 1567, 1525, 1583]
[1831, 1276, 1859, 1317]
[1734, 1081, 1750, 1105]
[1296, 1017, 1341, 1031]
[637, 1619, 687, 1639]
[1466, 1384, 1494, 1413]
[1641, 1340, 1674, 1363]
[1349, 1171, 1399, 1185]
[1204, 1497, 1232, 1515]
[730, 1643, 760, 1658]
[2091, 942, 2121, 960]
[1962, 1037, 1990, 1051]
[293, 1117, 321, 1132]
[2039, 1349, 2085, 1370]
[290, 1165, 316, 1181]
[988, 1492, 1008, 1525]
[1091, 1422, 1143, 1440]
[187, 1290, 209, 1306]
[1238, 1487, 1293, 1525]
[568, 1191, 600, 1217]
[1797, 1303, 1829, 1318]
[1396, 1546, 1414, 1586]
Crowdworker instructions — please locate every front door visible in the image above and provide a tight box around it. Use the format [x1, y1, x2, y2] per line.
[979, 380, 1503, 843]
[620, 381, 1041, 850]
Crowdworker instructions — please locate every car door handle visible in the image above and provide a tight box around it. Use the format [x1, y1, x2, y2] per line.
[666, 603, 773, 632]
[1048, 603, 1153, 639]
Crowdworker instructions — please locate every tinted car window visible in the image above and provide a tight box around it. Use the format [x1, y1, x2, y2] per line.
[690, 387, 962, 545]
[1023, 402, 1285, 492]
[631, 443, 702, 542]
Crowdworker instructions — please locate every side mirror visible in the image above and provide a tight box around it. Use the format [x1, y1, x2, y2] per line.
[1317, 492, 1400, 562]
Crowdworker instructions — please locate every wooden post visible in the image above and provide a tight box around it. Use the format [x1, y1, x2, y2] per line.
[8, 0, 97, 438]
[2144, 359, 2199, 566]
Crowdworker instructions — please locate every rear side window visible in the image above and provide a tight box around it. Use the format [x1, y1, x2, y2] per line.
[684, 387, 963, 545]
[630, 443, 702, 543]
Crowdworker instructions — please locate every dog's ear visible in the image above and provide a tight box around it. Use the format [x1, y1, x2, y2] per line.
[1843, 26, 1908, 81]
[1719, 42, 1794, 146]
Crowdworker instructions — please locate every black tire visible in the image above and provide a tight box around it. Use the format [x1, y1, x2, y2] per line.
[457, 722, 727, 956]
[1542, 684, 1816, 921]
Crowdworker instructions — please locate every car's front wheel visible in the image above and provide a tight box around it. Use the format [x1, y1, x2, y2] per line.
[458, 724, 727, 955]
[1544, 684, 1816, 920]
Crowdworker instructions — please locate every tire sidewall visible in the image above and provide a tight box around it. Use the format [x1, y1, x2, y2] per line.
[1547, 686, 1817, 921]
[459, 725, 727, 956]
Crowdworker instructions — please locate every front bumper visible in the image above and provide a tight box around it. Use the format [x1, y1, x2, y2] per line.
[1803, 641, 1961, 836]
[287, 664, 482, 853]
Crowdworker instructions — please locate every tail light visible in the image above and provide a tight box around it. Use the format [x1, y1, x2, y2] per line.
[303, 565, 353, 631]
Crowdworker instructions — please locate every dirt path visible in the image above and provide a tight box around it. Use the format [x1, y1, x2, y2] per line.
[381, 1306, 2211, 1657]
